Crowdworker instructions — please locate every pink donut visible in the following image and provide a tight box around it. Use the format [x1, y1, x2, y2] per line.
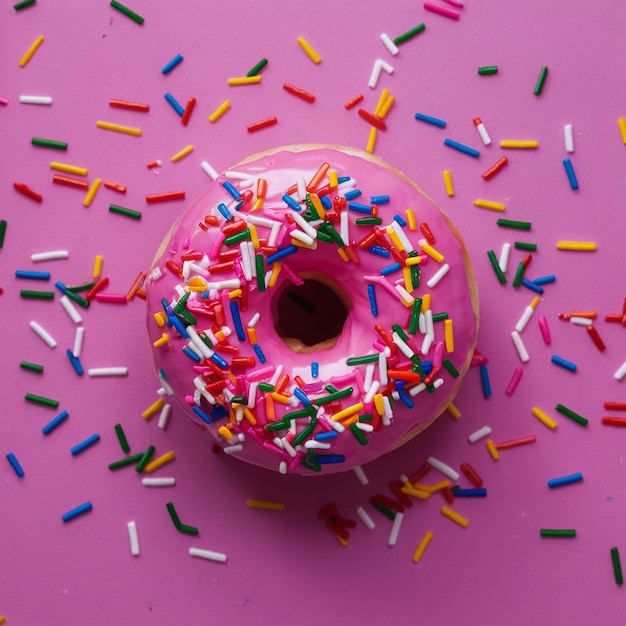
[146, 145, 479, 475]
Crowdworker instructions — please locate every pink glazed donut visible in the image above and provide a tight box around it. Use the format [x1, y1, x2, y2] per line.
[146, 145, 479, 475]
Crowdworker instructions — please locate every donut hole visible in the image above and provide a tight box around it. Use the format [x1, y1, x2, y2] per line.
[273, 272, 351, 353]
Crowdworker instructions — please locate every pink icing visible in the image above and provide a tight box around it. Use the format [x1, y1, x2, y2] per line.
[146, 145, 478, 475]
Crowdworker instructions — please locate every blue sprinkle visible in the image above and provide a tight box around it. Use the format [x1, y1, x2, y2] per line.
[367, 283, 378, 317]
[234, 200, 244, 212]
[344, 189, 362, 200]
[395, 381, 415, 408]
[293, 387, 311, 406]
[381, 261, 402, 276]
[210, 352, 229, 369]
[164, 92, 184, 116]
[229, 300, 246, 341]
[393, 214, 407, 227]
[533, 274, 556, 285]
[548, 472, 583, 489]
[66, 349, 84, 376]
[422, 360, 433, 374]
[54, 280, 70, 295]
[551, 355, 577, 372]
[453, 488, 487, 497]
[193, 405, 214, 424]
[282, 194, 301, 211]
[182, 347, 201, 362]
[348, 201, 373, 215]
[320, 195, 332, 210]
[162, 299, 189, 338]
[222, 180, 242, 201]
[414, 112, 446, 128]
[43, 410, 69, 435]
[15, 270, 51, 280]
[314, 454, 346, 465]
[62, 501, 93, 523]
[266, 245, 298, 265]
[444, 138, 480, 158]
[371, 195, 390, 205]
[6, 452, 24, 477]
[311, 362, 319, 378]
[253, 343, 266, 364]
[217, 203, 233, 221]
[521, 278, 544, 294]
[368, 245, 391, 259]
[337, 176, 350, 184]
[70, 434, 101, 456]
[161, 53, 184, 75]
[480, 364, 492, 398]
[315, 431, 338, 441]
[563, 158, 579, 190]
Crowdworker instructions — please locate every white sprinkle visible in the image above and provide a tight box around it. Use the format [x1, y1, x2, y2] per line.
[206, 279, 241, 290]
[380, 33, 399, 56]
[189, 547, 227, 563]
[223, 444, 243, 454]
[247, 312, 261, 328]
[427, 456, 460, 481]
[368, 58, 393, 89]
[382, 395, 393, 425]
[73, 326, 85, 357]
[246, 214, 277, 229]
[355, 422, 374, 433]
[356, 506, 376, 530]
[127, 521, 140, 556]
[392, 331, 414, 359]
[31, 249, 69, 262]
[364, 363, 376, 391]
[363, 380, 380, 404]
[20, 95, 52, 105]
[340, 208, 349, 246]
[59, 295, 82, 324]
[290, 228, 315, 246]
[394, 284, 415, 305]
[268, 221, 281, 247]
[290, 211, 317, 240]
[475, 120, 492, 146]
[224, 170, 253, 181]
[564, 124, 574, 153]
[279, 461, 288, 474]
[426, 263, 450, 288]
[142, 477, 176, 487]
[511, 330, 530, 363]
[186, 326, 213, 359]
[498, 242, 511, 274]
[157, 403, 171, 429]
[296, 177, 307, 201]
[304, 440, 331, 449]
[240, 242, 253, 281]
[247, 242, 256, 278]
[269, 364, 284, 387]
[515, 305, 535, 333]
[615, 360, 626, 381]
[570, 316, 593, 327]
[353, 465, 369, 485]
[388, 511, 404, 546]
[418, 312, 426, 334]
[326, 417, 345, 433]
[425, 309, 434, 339]
[29, 320, 57, 348]
[281, 437, 297, 457]
[390, 221, 413, 252]
[409, 382, 427, 397]
[468, 425, 492, 443]
[421, 333, 433, 356]
[87, 367, 128, 377]
[378, 351, 388, 386]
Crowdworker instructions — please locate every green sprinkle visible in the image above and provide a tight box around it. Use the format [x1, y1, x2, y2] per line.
[540, 529, 576, 538]
[392, 23, 425, 46]
[177, 523, 199, 535]
[512, 261, 526, 288]
[408, 298, 421, 334]
[135, 445, 155, 472]
[299, 457, 321, 472]
[487, 250, 507, 284]
[246, 58, 268, 77]
[20, 361, 44, 373]
[355, 217, 383, 225]
[109, 204, 141, 220]
[316, 230, 333, 244]
[350, 423, 368, 446]
[555, 404, 589, 426]
[320, 222, 344, 246]
[410, 263, 420, 289]
[411, 354, 424, 379]
[258, 382, 275, 392]
[497, 218, 532, 231]
[20, 290, 55, 300]
[31, 137, 67, 150]
[108, 452, 144, 471]
[25, 393, 59, 408]
[391, 324, 409, 343]
[359, 414, 373, 422]
[514, 242, 538, 251]
[315, 387, 354, 406]
[432, 312, 449, 323]
[114, 423, 130, 454]
[265, 420, 290, 432]
[371, 502, 396, 521]
[0, 220, 6, 248]
[166, 502, 181, 526]
[347, 354, 379, 366]
[282, 407, 316, 421]
[14, 0, 37, 10]
[256, 254, 266, 292]
[223, 228, 250, 246]
[611, 547, 624, 585]
[231, 395, 248, 406]
[478, 65, 498, 75]
[110, 0, 144, 25]
[324, 384, 339, 393]
[67, 281, 97, 293]
[63, 289, 90, 308]
[292, 418, 318, 446]
[442, 359, 459, 378]
[533, 66, 548, 95]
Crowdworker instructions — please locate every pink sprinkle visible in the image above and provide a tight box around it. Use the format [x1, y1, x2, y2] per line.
[424, 1, 460, 19]
[0, 95, 8, 105]
[441, 0, 464, 7]
[247, 366, 276, 382]
[538, 315, 551, 344]
[94, 293, 127, 304]
[505, 367, 524, 396]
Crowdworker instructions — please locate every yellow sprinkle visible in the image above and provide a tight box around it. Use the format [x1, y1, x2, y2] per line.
[153, 311, 167, 327]
[214, 329, 228, 342]
[243, 407, 257, 425]
[374, 88, 390, 116]
[208, 99, 231, 122]
[443, 170, 455, 196]
[96, 120, 142, 136]
[530, 295, 541, 309]
[378, 95, 395, 119]
[246, 499, 285, 510]
[386, 225, 404, 251]
[270, 392, 290, 405]
[373, 393, 385, 416]
[268, 261, 281, 287]
[171, 144, 194, 163]
[248, 223, 260, 249]
[401, 485, 431, 499]
[446, 402, 461, 419]
[331, 402, 364, 422]
[92, 254, 103, 279]
[444, 318, 454, 353]
[292, 238, 317, 250]
[218, 425, 234, 440]
[405, 208, 417, 230]
[427, 479, 450, 493]
[402, 266, 413, 293]
[153, 332, 170, 347]
[309, 193, 325, 218]
[335, 533, 349, 547]
[251, 198, 264, 211]
[366, 126, 377, 154]
[486, 438, 500, 461]
[441, 506, 469, 528]
[412, 531, 434, 563]
[532, 406, 558, 430]
[143, 451, 176, 474]
[421, 243, 444, 263]
[19, 34, 44, 68]
[50, 162, 88, 177]
[474, 198, 506, 212]
[337, 247, 350, 262]
[499, 140, 539, 149]
[227, 75, 262, 85]
[421, 293, 431, 312]
[556, 241, 597, 252]
[329, 170, 339, 188]
[83, 178, 102, 207]
[342, 414, 360, 427]
[296, 36, 321, 64]
[405, 255, 422, 266]
[0, 615, 5, 625]
[618, 118, 626, 144]
[187, 276, 208, 291]
[247, 327, 257, 344]
[228, 288, 242, 299]
[141, 398, 165, 420]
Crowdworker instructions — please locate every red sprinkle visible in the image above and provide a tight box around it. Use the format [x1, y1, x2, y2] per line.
[409, 462, 432, 484]
[181, 97, 196, 127]
[482, 156, 509, 180]
[247, 116, 278, 133]
[420, 222, 436, 244]
[52, 174, 89, 190]
[109, 98, 150, 112]
[14, 181, 42, 202]
[146, 190, 186, 203]
[357, 108, 387, 131]
[103, 180, 127, 193]
[604, 402, 626, 411]
[586, 325, 606, 351]
[344, 93, 364, 110]
[460, 462, 484, 488]
[86, 277, 110, 301]
[306, 162, 330, 192]
[494, 434, 537, 450]
[283, 83, 316, 103]
[602, 417, 626, 427]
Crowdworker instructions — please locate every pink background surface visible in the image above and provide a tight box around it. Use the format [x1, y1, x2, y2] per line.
[2, 1, 626, 624]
